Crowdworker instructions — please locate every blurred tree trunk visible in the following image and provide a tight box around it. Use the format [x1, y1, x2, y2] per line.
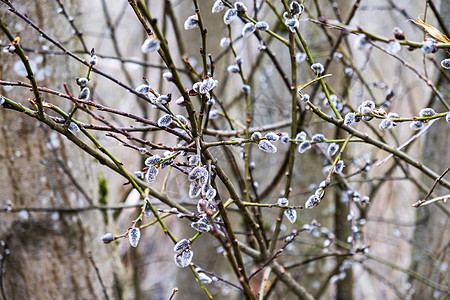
[334, 187, 353, 300]
[410, 1, 450, 299]
[0, 1, 126, 299]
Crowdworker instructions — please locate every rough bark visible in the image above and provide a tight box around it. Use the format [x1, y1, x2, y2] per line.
[0, 1, 126, 299]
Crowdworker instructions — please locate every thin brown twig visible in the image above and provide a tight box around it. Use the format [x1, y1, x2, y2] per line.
[420, 164, 450, 202]
[370, 42, 450, 111]
[87, 252, 110, 300]
[168, 288, 179, 300]
[54, 0, 89, 53]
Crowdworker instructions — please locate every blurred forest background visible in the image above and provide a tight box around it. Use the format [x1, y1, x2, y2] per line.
[0, 0, 449, 299]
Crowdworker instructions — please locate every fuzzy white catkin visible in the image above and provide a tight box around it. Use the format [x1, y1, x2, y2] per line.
[156, 95, 169, 104]
[76, 77, 88, 87]
[157, 114, 172, 127]
[312, 134, 325, 143]
[290, 1, 303, 15]
[174, 250, 193, 268]
[188, 166, 208, 181]
[344, 113, 356, 126]
[220, 37, 230, 48]
[358, 100, 375, 112]
[265, 132, 278, 141]
[191, 221, 210, 232]
[162, 72, 173, 81]
[79, 87, 90, 100]
[192, 82, 202, 93]
[101, 233, 114, 244]
[209, 109, 219, 119]
[242, 84, 251, 94]
[135, 84, 150, 94]
[284, 208, 297, 223]
[278, 198, 289, 207]
[305, 195, 320, 209]
[251, 131, 262, 140]
[421, 39, 436, 54]
[176, 96, 186, 106]
[284, 18, 297, 28]
[327, 143, 339, 156]
[145, 155, 162, 167]
[379, 118, 393, 130]
[419, 108, 435, 117]
[188, 155, 200, 166]
[285, 18, 299, 32]
[184, 15, 199, 30]
[280, 134, 290, 144]
[201, 183, 212, 196]
[174, 239, 190, 252]
[242, 23, 256, 37]
[344, 67, 354, 77]
[334, 52, 343, 60]
[334, 160, 345, 174]
[311, 63, 324, 74]
[67, 122, 80, 134]
[298, 141, 311, 153]
[360, 107, 371, 115]
[234, 2, 247, 12]
[205, 186, 217, 200]
[223, 8, 237, 25]
[227, 64, 240, 73]
[441, 58, 450, 69]
[211, 0, 225, 13]
[388, 112, 399, 119]
[295, 52, 307, 64]
[197, 78, 216, 94]
[295, 131, 307, 141]
[258, 140, 277, 153]
[386, 40, 401, 55]
[128, 228, 141, 247]
[141, 37, 160, 53]
[361, 196, 370, 205]
[198, 273, 212, 284]
[89, 55, 98, 66]
[145, 166, 159, 183]
[255, 21, 269, 31]
[315, 188, 324, 198]
[410, 120, 424, 130]
[301, 94, 310, 103]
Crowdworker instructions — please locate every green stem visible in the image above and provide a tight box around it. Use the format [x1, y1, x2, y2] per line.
[269, 31, 298, 254]
[327, 134, 353, 182]
[0, 15, 44, 118]
[189, 265, 214, 299]
[307, 101, 450, 189]
[322, 19, 450, 49]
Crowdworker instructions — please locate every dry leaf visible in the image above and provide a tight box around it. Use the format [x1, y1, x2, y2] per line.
[411, 18, 450, 43]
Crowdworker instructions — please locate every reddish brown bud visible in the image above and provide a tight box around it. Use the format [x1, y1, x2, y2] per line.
[393, 27, 405, 40]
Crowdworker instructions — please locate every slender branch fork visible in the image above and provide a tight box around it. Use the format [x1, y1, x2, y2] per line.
[0, 0, 449, 298]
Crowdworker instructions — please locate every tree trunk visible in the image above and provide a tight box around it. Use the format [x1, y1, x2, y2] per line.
[0, 1, 126, 299]
[410, 1, 450, 299]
